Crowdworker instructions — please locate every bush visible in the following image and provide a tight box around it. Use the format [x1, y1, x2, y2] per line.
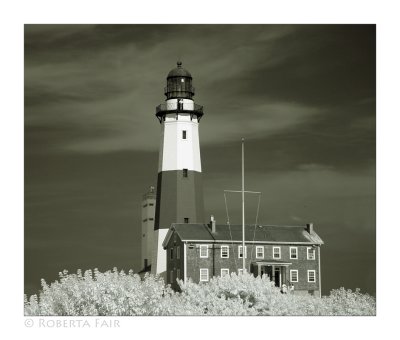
[24, 268, 376, 316]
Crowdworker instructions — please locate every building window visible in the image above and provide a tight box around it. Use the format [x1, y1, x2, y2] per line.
[177, 269, 180, 280]
[290, 247, 298, 259]
[221, 268, 229, 277]
[177, 246, 180, 259]
[182, 130, 187, 139]
[238, 269, 244, 275]
[143, 218, 147, 222]
[273, 247, 281, 259]
[256, 246, 264, 259]
[170, 270, 174, 283]
[184, 217, 189, 223]
[200, 245, 208, 258]
[149, 218, 154, 221]
[183, 169, 188, 178]
[290, 270, 298, 283]
[200, 268, 209, 282]
[308, 270, 316, 283]
[149, 203, 154, 206]
[170, 248, 174, 260]
[143, 204, 147, 208]
[221, 245, 229, 258]
[238, 245, 247, 258]
[307, 247, 316, 260]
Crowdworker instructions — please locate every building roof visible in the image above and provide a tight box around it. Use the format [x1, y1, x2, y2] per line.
[167, 61, 192, 78]
[162, 223, 324, 248]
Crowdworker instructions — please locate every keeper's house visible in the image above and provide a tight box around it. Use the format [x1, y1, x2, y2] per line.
[162, 220, 324, 296]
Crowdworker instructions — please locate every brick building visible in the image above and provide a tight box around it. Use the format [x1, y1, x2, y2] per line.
[162, 221, 323, 296]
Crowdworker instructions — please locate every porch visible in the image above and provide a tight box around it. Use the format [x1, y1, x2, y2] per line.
[250, 261, 292, 287]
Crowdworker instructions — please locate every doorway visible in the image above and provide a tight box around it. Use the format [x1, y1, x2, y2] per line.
[274, 267, 281, 287]
[263, 266, 281, 287]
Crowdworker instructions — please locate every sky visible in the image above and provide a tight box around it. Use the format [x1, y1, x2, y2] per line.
[24, 24, 375, 296]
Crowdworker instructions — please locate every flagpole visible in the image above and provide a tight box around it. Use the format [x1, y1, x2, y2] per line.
[242, 138, 245, 272]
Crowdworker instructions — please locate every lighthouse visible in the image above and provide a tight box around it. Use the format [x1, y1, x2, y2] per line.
[151, 62, 205, 276]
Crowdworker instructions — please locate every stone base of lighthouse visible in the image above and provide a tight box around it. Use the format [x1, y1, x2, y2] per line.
[151, 169, 204, 278]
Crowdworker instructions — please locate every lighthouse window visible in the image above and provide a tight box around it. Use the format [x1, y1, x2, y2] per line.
[183, 169, 188, 178]
[182, 130, 187, 139]
[184, 217, 189, 223]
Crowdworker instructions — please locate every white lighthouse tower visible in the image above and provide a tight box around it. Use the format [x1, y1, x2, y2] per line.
[151, 62, 205, 276]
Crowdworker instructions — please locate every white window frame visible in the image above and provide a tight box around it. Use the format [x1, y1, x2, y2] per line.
[307, 247, 316, 260]
[238, 269, 244, 275]
[221, 245, 229, 258]
[273, 246, 281, 259]
[199, 245, 208, 258]
[221, 268, 229, 277]
[290, 269, 298, 283]
[256, 246, 264, 259]
[238, 245, 247, 258]
[200, 268, 209, 282]
[308, 270, 316, 283]
[177, 246, 180, 259]
[290, 247, 298, 259]
[177, 268, 180, 280]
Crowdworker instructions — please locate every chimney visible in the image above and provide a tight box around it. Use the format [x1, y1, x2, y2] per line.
[210, 215, 216, 233]
[306, 223, 314, 234]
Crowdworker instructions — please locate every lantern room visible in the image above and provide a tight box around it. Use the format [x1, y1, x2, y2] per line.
[164, 61, 195, 100]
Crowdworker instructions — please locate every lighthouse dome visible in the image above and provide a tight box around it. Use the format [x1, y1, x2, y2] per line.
[164, 61, 195, 100]
[167, 61, 192, 78]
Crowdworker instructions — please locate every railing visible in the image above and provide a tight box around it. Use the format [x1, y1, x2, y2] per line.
[156, 103, 203, 114]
